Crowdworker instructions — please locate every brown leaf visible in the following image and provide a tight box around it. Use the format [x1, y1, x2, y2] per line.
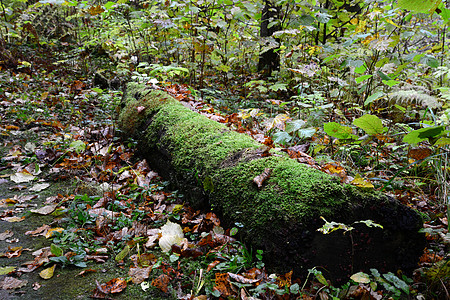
[227, 272, 260, 284]
[213, 273, 234, 297]
[129, 267, 152, 284]
[0, 276, 28, 289]
[94, 278, 127, 295]
[0, 230, 14, 241]
[25, 224, 50, 236]
[76, 269, 97, 277]
[252, 168, 273, 189]
[408, 146, 432, 160]
[151, 274, 170, 293]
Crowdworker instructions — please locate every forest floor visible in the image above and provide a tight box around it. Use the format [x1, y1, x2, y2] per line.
[0, 44, 449, 300]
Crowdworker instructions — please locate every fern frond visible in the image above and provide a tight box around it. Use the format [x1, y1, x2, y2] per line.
[388, 90, 440, 109]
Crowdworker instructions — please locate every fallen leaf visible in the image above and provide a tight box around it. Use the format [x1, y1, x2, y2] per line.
[0, 266, 15, 275]
[0, 230, 14, 241]
[0, 277, 28, 289]
[25, 224, 51, 236]
[76, 269, 97, 277]
[129, 267, 152, 284]
[351, 174, 374, 188]
[30, 183, 50, 192]
[151, 274, 170, 293]
[2, 216, 25, 222]
[6, 246, 23, 258]
[45, 227, 64, 238]
[94, 278, 127, 295]
[30, 204, 58, 215]
[39, 264, 56, 279]
[10, 170, 35, 183]
[252, 168, 272, 189]
[32, 282, 41, 290]
[408, 146, 432, 160]
[159, 220, 184, 252]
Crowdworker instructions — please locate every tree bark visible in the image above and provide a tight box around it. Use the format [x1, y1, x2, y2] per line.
[118, 83, 425, 282]
[258, 0, 281, 76]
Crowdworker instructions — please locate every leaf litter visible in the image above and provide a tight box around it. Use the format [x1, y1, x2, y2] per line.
[0, 40, 447, 300]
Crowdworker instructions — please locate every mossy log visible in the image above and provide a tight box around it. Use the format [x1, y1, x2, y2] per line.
[118, 82, 425, 281]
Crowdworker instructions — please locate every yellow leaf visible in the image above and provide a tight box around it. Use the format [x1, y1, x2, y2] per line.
[88, 5, 105, 16]
[350, 18, 358, 25]
[351, 175, 374, 188]
[41, 92, 49, 100]
[39, 264, 56, 279]
[45, 228, 64, 238]
[385, 19, 399, 28]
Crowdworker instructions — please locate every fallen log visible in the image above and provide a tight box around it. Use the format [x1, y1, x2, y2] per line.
[118, 82, 425, 282]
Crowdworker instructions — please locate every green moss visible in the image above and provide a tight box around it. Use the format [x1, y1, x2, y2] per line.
[143, 101, 259, 175]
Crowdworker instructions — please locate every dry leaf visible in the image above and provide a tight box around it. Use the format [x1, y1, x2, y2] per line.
[0, 277, 28, 289]
[45, 228, 64, 238]
[129, 267, 152, 284]
[2, 216, 25, 222]
[10, 170, 35, 183]
[30, 204, 58, 215]
[39, 264, 56, 279]
[151, 274, 170, 293]
[252, 168, 273, 189]
[0, 230, 14, 241]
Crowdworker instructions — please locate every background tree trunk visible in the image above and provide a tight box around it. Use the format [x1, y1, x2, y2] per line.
[258, 0, 281, 76]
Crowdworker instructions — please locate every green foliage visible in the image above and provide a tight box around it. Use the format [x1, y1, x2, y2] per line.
[353, 115, 384, 136]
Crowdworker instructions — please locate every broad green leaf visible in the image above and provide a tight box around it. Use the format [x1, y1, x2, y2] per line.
[382, 79, 400, 87]
[272, 131, 292, 145]
[403, 126, 445, 145]
[353, 114, 384, 135]
[434, 137, 450, 146]
[377, 71, 391, 81]
[69, 140, 86, 153]
[422, 55, 440, 68]
[350, 272, 371, 283]
[297, 128, 316, 139]
[364, 91, 385, 106]
[383, 272, 410, 294]
[51, 243, 64, 257]
[285, 119, 306, 133]
[323, 122, 354, 139]
[104, 1, 115, 9]
[397, 0, 441, 13]
[354, 64, 366, 74]
[355, 74, 372, 83]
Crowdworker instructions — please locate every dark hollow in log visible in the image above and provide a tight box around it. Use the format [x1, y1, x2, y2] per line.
[118, 82, 425, 282]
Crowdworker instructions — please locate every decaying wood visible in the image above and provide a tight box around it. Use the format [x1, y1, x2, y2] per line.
[118, 82, 425, 282]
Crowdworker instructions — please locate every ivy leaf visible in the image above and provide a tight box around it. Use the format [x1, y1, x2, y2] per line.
[353, 114, 384, 135]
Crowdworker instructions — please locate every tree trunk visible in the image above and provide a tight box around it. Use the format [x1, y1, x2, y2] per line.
[258, 0, 281, 76]
[118, 83, 425, 282]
